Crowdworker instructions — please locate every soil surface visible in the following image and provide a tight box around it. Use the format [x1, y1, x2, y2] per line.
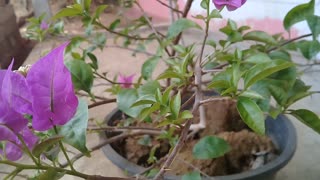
[107, 98, 278, 176]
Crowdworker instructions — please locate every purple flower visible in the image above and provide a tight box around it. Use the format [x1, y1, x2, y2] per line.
[26, 42, 78, 131]
[40, 21, 49, 30]
[118, 74, 135, 88]
[0, 61, 30, 135]
[212, 0, 247, 11]
[0, 126, 38, 161]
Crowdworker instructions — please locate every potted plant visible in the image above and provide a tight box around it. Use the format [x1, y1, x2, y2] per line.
[0, 0, 319, 179]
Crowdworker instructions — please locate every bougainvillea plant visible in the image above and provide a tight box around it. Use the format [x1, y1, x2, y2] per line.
[1, 0, 320, 179]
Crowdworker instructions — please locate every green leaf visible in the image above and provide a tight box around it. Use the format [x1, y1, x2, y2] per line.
[59, 98, 90, 155]
[109, 19, 121, 31]
[142, 57, 160, 80]
[208, 68, 232, 90]
[117, 89, 145, 118]
[131, 95, 156, 107]
[200, 0, 209, 10]
[94, 5, 108, 19]
[268, 85, 287, 106]
[53, 7, 82, 20]
[182, 172, 202, 180]
[36, 168, 65, 180]
[209, 9, 222, 19]
[65, 60, 93, 93]
[237, 97, 265, 134]
[239, 90, 265, 100]
[290, 109, 320, 134]
[157, 71, 184, 80]
[87, 52, 98, 70]
[244, 59, 293, 88]
[283, 0, 315, 30]
[138, 81, 161, 96]
[162, 86, 173, 105]
[296, 40, 320, 59]
[245, 53, 272, 64]
[32, 136, 64, 158]
[170, 92, 181, 119]
[179, 110, 193, 119]
[167, 18, 201, 39]
[243, 31, 277, 45]
[307, 15, 320, 40]
[193, 136, 230, 159]
[84, 0, 92, 11]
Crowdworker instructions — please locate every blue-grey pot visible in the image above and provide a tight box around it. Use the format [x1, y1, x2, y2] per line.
[101, 109, 297, 180]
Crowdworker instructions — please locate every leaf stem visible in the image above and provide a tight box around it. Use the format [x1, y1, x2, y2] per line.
[53, 126, 75, 171]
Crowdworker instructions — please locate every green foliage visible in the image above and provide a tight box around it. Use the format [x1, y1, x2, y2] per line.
[142, 56, 160, 80]
[283, 0, 315, 30]
[237, 97, 265, 135]
[243, 31, 277, 45]
[32, 136, 64, 158]
[290, 109, 320, 134]
[59, 99, 90, 155]
[167, 18, 202, 39]
[193, 136, 230, 159]
[182, 172, 202, 180]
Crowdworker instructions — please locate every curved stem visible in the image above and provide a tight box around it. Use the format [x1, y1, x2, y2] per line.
[88, 99, 116, 109]
[267, 33, 312, 53]
[53, 126, 75, 171]
[0, 160, 89, 179]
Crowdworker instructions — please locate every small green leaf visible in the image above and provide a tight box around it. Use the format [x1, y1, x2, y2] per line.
[193, 136, 230, 159]
[53, 6, 82, 20]
[182, 172, 202, 180]
[87, 52, 98, 70]
[200, 0, 209, 10]
[138, 81, 161, 96]
[244, 59, 293, 88]
[296, 40, 320, 59]
[65, 60, 93, 93]
[131, 95, 156, 107]
[170, 92, 181, 119]
[94, 5, 108, 19]
[179, 110, 193, 119]
[36, 168, 65, 180]
[307, 15, 320, 40]
[84, 0, 92, 11]
[243, 31, 277, 45]
[283, 0, 315, 30]
[162, 86, 173, 105]
[157, 71, 184, 80]
[268, 85, 287, 106]
[32, 136, 64, 158]
[167, 18, 201, 39]
[59, 98, 90, 155]
[240, 90, 265, 100]
[117, 89, 145, 118]
[142, 56, 160, 80]
[290, 109, 320, 134]
[109, 19, 121, 31]
[245, 53, 272, 64]
[237, 97, 265, 135]
[209, 9, 222, 19]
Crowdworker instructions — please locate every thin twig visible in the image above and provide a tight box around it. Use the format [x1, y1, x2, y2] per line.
[87, 126, 162, 132]
[176, 157, 212, 179]
[0, 170, 28, 179]
[76, 92, 108, 101]
[61, 130, 162, 168]
[88, 99, 117, 109]
[93, 19, 155, 41]
[156, 0, 183, 14]
[171, 0, 194, 56]
[106, 45, 158, 57]
[135, 1, 172, 56]
[200, 97, 233, 106]
[266, 33, 312, 53]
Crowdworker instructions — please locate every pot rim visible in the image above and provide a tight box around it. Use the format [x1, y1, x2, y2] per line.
[100, 108, 297, 180]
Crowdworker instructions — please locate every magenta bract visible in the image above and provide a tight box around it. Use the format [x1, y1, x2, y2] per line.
[118, 74, 135, 88]
[26, 42, 78, 131]
[212, 0, 247, 11]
